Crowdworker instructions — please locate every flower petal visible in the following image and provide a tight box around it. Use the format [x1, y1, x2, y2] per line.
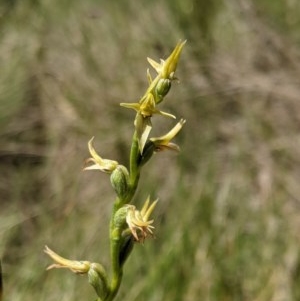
[154, 142, 181, 152]
[44, 246, 90, 274]
[120, 102, 141, 112]
[151, 119, 185, 144]
[154, 108, 176, 119]
[147, 57, 162, 74]
[161, 40, 186, 79]
[135, 114, 152, 154]
[84, 137, 118, 173]
[143, 199, 158, 221]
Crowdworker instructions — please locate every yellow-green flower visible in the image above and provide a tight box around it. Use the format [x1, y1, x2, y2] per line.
[45, 246, 109, 299]
[125, 196, 158, 242]
[44, 246, 90, 274]
[121, 93, 175, 153]
[146, 40, 186, 105]
[150, 119, 186, 152]
[83, 137, 118, 173]
[120, 41, 186, 153]
[151, 40, 186, 79]
[120, 93, 175, 119]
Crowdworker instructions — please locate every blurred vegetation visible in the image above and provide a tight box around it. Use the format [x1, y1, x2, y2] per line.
[1, 0, 300, 300]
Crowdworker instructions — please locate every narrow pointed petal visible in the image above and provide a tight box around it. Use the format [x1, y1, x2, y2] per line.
[161, 40, 187, 79]
[140, 195, 151, 216]
[143, 199, 158, 221]
[147, 57, 162, 74]
[83, 160, 103, 171]
[84, 138, 118, 173]
[154, 109, 176, 119]
[135, 114, 152, 153]
[88, 137, 103, 163]
[120, 102, 141, 112]
[44, 246, 90, 274]
[147, 69, 153, 85]
[150, 119, 186, 145]
[155, 143, 181, 152]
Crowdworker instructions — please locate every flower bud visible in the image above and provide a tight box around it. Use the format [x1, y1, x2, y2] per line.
[154, 78, 171, 104]
[110, 165, 129, 198]
[113, 206, 128, 230]
[88, 263, 109, 299]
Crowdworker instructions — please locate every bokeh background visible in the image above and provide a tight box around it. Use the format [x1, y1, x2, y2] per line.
[1, 0, 300, 300]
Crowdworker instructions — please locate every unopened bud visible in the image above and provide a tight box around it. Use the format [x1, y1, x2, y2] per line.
[88, 263, 109, 300]
[110, 165, 129, 198]
[113, 206, 128, 230]
[155, 78, 171, 104]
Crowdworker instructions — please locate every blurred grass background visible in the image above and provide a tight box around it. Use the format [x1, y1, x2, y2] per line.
[1, 0, 300, 300]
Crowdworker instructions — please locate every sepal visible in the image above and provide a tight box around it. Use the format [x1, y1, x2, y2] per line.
[88, 263, 109, 300]
[110, 165, 129, 198]
[154, 78, 171, 104]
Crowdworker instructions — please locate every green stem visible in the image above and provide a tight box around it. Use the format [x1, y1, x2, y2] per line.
[107, 129, 141, 301]
[106, 270, 123, 301]
[128, 130, 141, 201]
[106, 223, 122, 301]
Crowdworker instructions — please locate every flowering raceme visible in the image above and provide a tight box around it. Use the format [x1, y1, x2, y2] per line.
[45, 41, 186, 301]
[121, 40, 186, 153]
